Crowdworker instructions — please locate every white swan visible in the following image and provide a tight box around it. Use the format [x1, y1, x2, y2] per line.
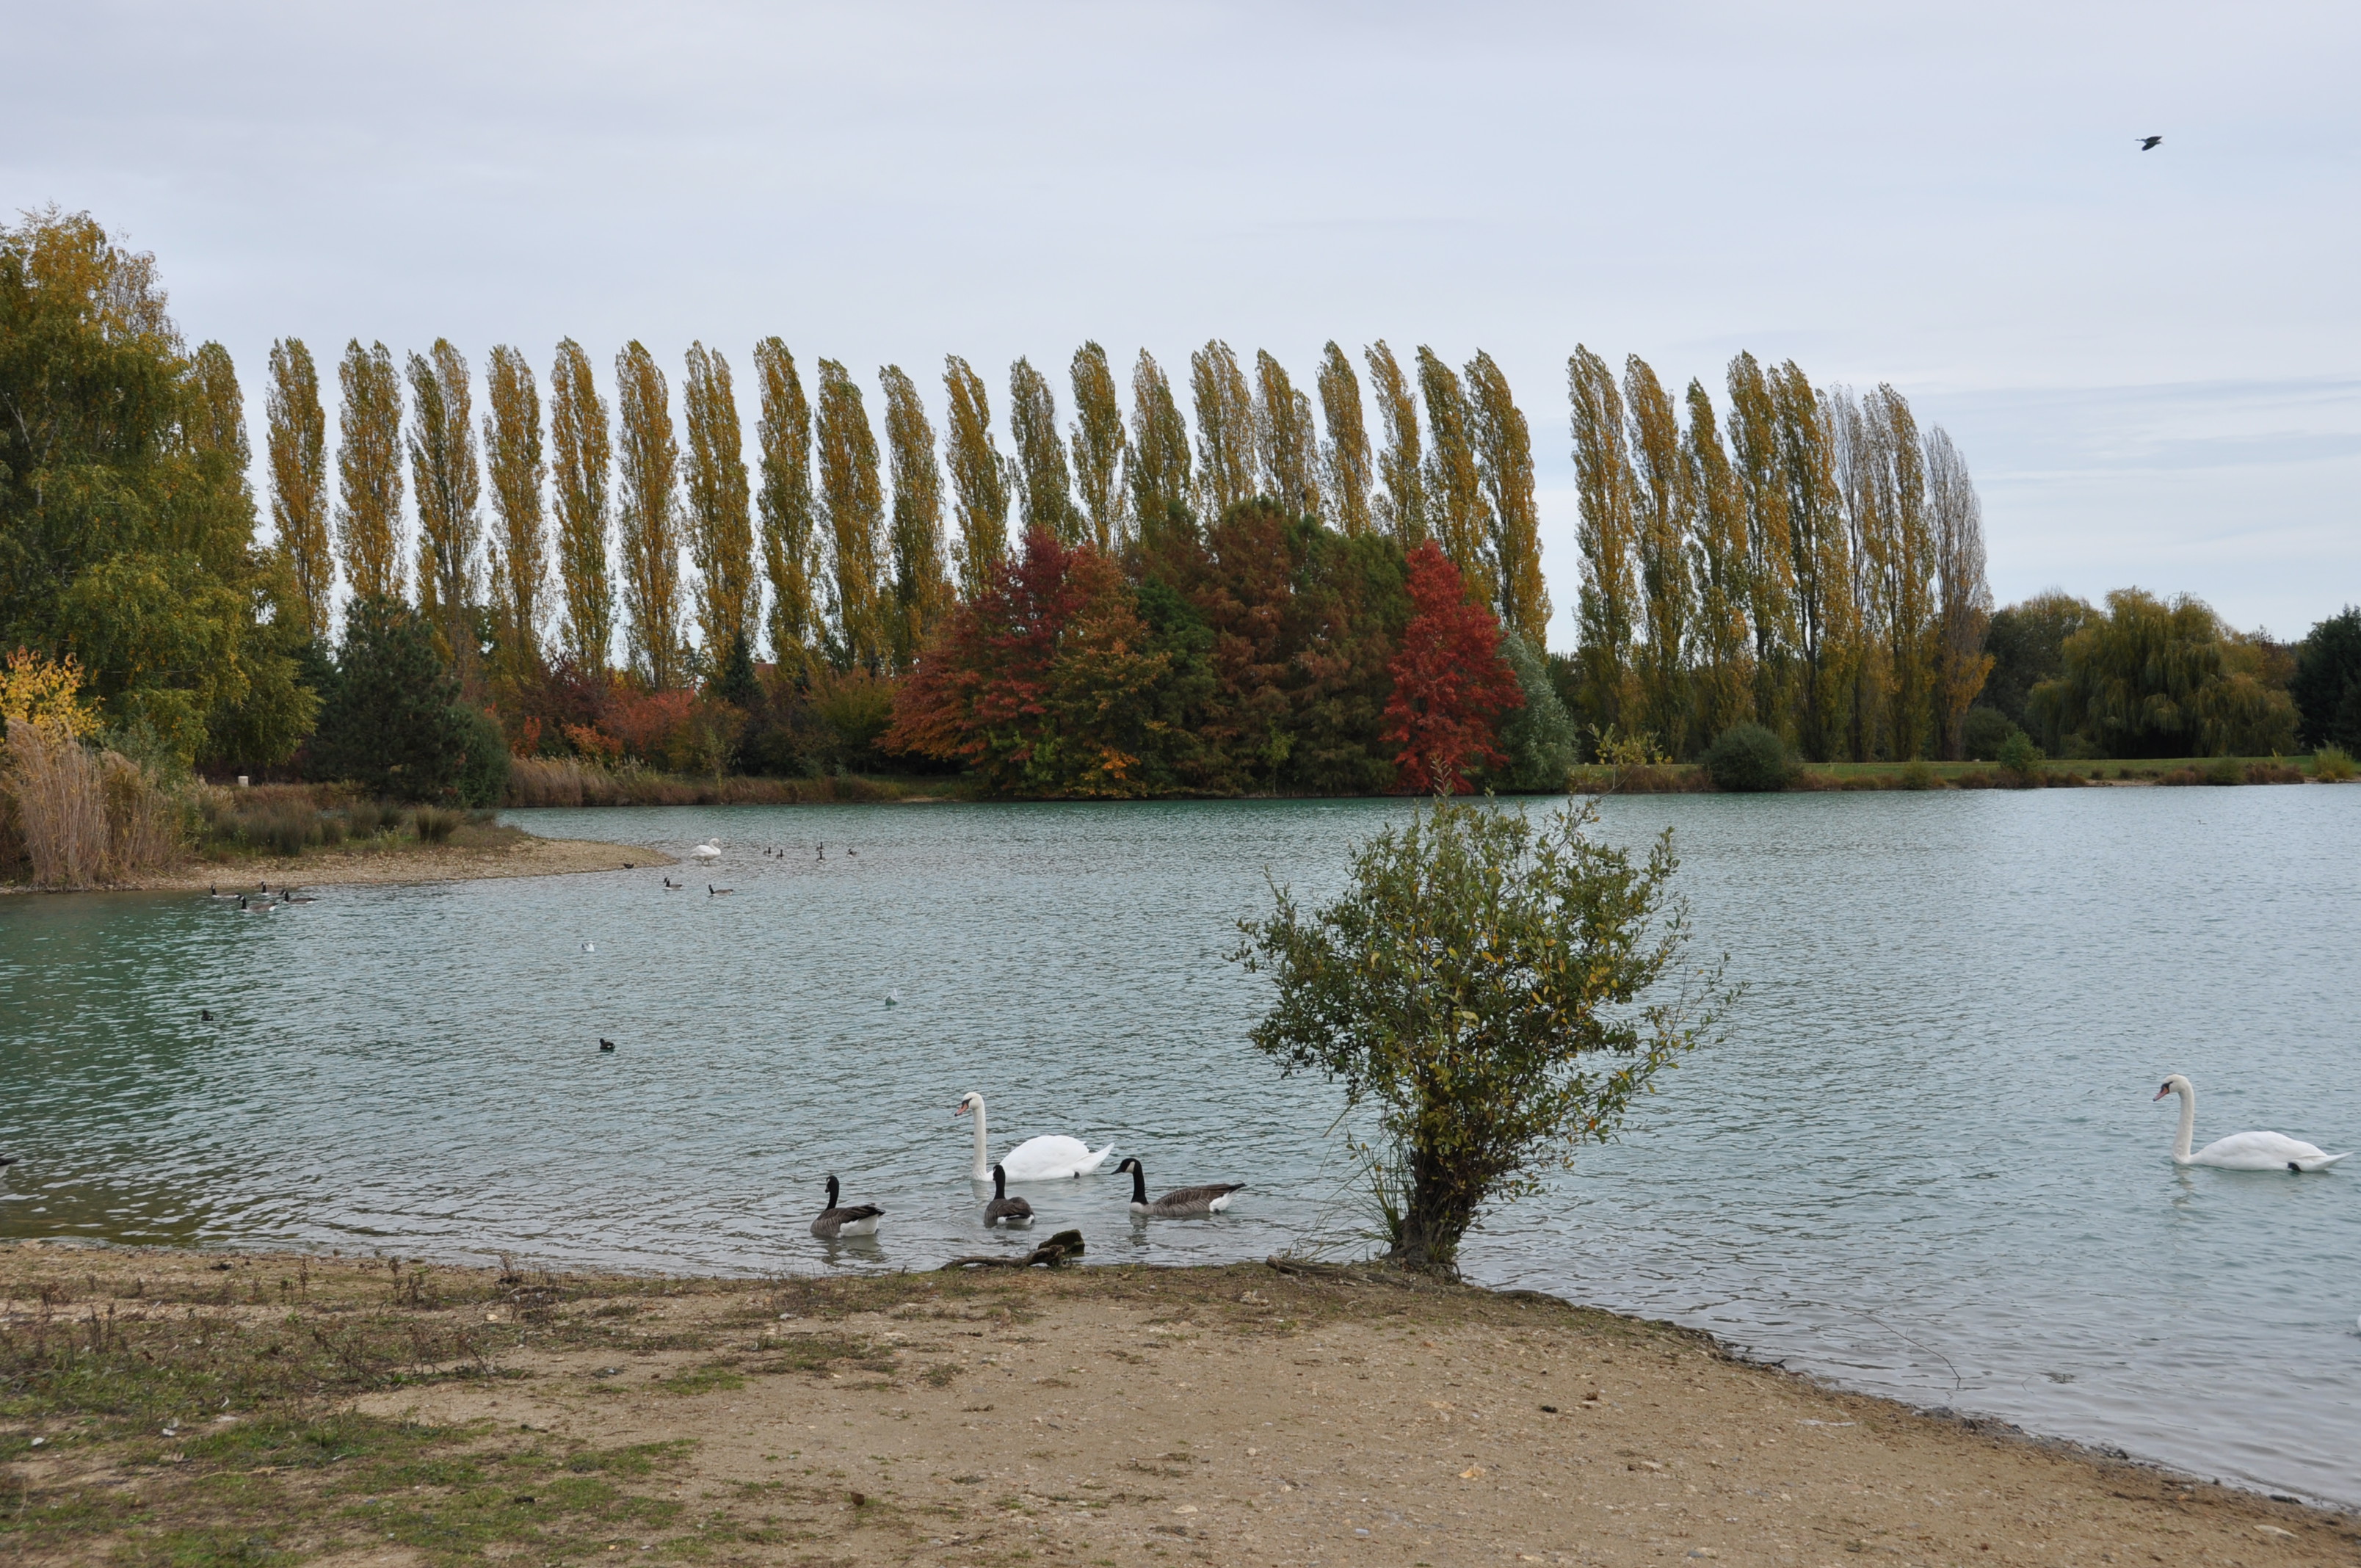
[954, 1090, 1114, 1181]
[2155, 1074, 2349, 1172]
[690, 840, 722, 860]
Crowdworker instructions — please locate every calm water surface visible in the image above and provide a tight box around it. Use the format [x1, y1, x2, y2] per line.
[3, 791, 2357, 1504]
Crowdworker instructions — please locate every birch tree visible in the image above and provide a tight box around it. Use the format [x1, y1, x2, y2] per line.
[1365, 341, 1424, 545]
[336, 338, 405, 603]
[942, 355, 1010, 597]
[614, 341, 685, 689]
[1315, 341, 1373, 538]
[549, 338, 614, 674]
[266, 337, 332, 638]
[1190, 339, 1255, 518]
[1465, 349, 1548, 646]
[1009, 356, 1077, 542]
[407, 339, 482, 683]
[880, 363, 952, 667]
[816, 359, 885, 672]
[482, 344, 546, 683]
[1068, 341, 1127, 549]
[753, 338, 821, 672]
[682, 341, 757, 669]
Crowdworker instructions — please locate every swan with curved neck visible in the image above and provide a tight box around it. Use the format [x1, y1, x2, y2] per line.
[2155, 1074, 2349, 1172]
[953, 1091, 1114, 1182]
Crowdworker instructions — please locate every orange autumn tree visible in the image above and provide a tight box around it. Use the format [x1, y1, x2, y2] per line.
[885, 529, 1170, 796]
[1382, 540, 1524, 794]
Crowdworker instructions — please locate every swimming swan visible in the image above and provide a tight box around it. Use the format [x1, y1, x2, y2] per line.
[1114, 1156, 1244, 1217]
[2155, 1074, 2349, 1172]
[690, 841, 722, 860]
[810, 1175, 882, 1239]
[953, 1091, 1114, 1182]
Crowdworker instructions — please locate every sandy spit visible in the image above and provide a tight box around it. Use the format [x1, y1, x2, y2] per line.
[3, 1243, 2351, 1567]
[8, 834, 675, 895]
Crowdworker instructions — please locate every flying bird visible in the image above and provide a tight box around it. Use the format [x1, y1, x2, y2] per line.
[2139, 135, 2162, 150]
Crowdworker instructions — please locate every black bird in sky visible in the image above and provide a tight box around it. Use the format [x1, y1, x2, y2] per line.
[2139, 135, 2163, 150]
[598, 1038, 616, 1053]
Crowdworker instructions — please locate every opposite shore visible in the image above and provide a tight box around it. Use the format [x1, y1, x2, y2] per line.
[1, 832, 673, 896]
[0, 1241, 2350, 1566]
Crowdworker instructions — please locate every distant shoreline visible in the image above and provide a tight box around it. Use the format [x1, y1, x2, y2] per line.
[1, 832, 675, 896]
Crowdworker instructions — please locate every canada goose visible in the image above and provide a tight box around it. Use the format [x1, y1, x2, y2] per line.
[708, 884, 734, 896]
[280, 889, 316, 904]
[598, 1039, 616, 1053]
[1115, 1157, 1243, 1218]
[664, 876, 683, 890]
[846, 846, 857, 857]
[810, 1175, 882, 1239]
[983, 1163, 1035, 1227]
[206, 884, 236, 899]
[200, 1009, 214, 1022]
[236, 896, 275, 914]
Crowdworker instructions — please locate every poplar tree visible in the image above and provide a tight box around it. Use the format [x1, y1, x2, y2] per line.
[1253, 349, 1320, 517]
[1771, 360, 1857, 761]
[1416, 347, 1491, 597]
[1683, 379, 1754, 740]
[1464, 349, 1548, 646]
[1566, 346, 1639, 739]
[1725, 352, 1798, 738]
[1315, 341, 1373, 538]
[1009, 356, 1077, 542]
[189, 343, 250, 474]
[613, 341, 685, 689]
[1826, 388, 1884, 760]
[1190, 340, 1255, 518]
[336, 338, 405, 603]
[1925, 425, 1993, 759]
[549, 338, 614, 675]
[267, 338, 332, 639]
[752, 338, 821, 672]
[815, 359, 885, 672]
[482, 344, 546, 683]
[941, 355, 1010, 598]
[1868, 385, 1934, 759]
[1124, 349, 1192, 540]
[682, 341, 757, 669]
[1067, 341, 1127, 548]
[1623, 355, 1694, 756]
[1364, 341, 1425, 545]
[407, 339, 482, 683]
[880, 363, 952, 668]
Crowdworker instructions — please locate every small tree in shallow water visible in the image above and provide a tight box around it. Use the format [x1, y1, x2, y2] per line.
[1235, 798, 1722, 1275]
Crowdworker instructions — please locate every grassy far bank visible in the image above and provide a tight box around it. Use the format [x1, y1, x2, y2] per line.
[4, 1243, 2354, 1568]
[1575, 754, 2359, 794]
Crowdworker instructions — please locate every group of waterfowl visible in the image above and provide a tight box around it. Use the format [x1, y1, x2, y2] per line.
[808, 1089, 1246, 1239]
[205, 882, 316, 912]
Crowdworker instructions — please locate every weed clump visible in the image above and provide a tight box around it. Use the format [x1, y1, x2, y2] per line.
[1703, 723, 1791, 793]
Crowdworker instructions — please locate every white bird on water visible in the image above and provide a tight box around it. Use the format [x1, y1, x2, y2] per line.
[2154, 1074, 2349, 1172]
[580, 940, 595, 954]
[953, 1091, 1114, 1181]
[690, 840, 722, 861]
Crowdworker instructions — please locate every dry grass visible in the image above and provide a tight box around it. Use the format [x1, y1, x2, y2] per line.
[504, 757, 957, 808]
[0, 719, 184, 888]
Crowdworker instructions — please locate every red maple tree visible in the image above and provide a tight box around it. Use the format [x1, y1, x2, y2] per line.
[1381, 540, 1524, 794]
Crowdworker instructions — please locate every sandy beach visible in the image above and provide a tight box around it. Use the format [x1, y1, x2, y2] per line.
[1, 1241, 2349, 1567]
[9, 834, 677, 896]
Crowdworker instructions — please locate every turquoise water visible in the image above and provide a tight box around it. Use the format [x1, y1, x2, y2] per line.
[3, 791, 2357, 1504]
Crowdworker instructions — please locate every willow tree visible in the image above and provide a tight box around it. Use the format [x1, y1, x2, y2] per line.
[1190, 340, 1255, 517]
[1771, 360, 1857, 761]
[1623, 355, 1693, 757]
[1465, 350, 1548, 647]
[942, 354, 1009, 598]
[1068, 341, 1127, 548]
[815, 359, 885, 672]
[1365, 341, 1424, 545]
[614, 341, 684, 689]
[1726, 352, 1797, 739]
[549, 338, 613, 674]
[1924, 426, 1993, 758]
[267, 337, 332, 638]
[1316, 341, 1373, 538]
[1253, 349, 1320, 518]
[336, 338, 405, 603]
[407, 339, 482, 683]
[682, 341, 757, 670]
[1567, 346, 1638, 739]
[880, 363, 952, 668]
[1684, 379, 1754, 741]
[1009, 356, 1076, 543]
[1415, 349, 1491, 609]
[482, 344, 546, 683]
[753, 338, 821, 672]
[1125, 348, 1192, 540]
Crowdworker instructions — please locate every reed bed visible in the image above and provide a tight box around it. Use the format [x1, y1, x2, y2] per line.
[504, 755, 921, 807]
[0, 718, 184, 887]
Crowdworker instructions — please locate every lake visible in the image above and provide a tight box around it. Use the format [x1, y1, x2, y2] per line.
[2, 788, 2357, 1505]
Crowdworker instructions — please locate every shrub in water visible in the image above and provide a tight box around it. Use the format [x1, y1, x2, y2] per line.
[1703, 723, 1790, 793]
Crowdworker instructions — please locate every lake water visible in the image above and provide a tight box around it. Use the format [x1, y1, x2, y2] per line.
[3, 790, 2357, 1506]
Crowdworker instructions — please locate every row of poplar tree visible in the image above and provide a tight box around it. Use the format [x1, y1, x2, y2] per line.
[260, 337, 1552, 692]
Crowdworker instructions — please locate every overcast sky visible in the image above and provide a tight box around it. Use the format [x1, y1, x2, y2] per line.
[9, 0, 2357, 643]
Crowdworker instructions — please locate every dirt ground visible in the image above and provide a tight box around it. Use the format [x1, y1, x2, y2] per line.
[110, 834, 675, 894]
[2, 1243, 2351, 1568]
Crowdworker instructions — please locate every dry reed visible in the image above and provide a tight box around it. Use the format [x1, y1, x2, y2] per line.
[504, 755, 900, 807]
[4, 718, 110, 885]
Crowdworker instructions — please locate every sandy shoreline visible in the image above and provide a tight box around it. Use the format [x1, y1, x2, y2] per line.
[4, 833, 675, 895]
[1, 1241, 2349, 1567]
